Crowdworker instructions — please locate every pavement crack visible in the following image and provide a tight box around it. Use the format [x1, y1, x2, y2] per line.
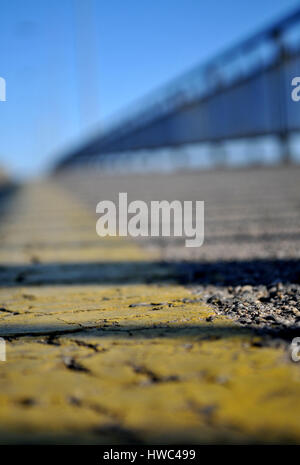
[0, 307, 20, 315]
[130, 363, 179, 384]
[70, 338, 102, 353]
[62, 355, 91, 374]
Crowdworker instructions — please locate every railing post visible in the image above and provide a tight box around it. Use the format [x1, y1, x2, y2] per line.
[272, 28, 291, 164]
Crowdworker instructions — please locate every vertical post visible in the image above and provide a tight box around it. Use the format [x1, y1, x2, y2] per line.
[211, 141, 227, 168]
[272, 28, 291, 164]
[73, 0, 100, 133]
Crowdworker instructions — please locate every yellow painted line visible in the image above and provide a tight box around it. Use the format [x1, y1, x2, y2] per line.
[0, 182, 299, 444]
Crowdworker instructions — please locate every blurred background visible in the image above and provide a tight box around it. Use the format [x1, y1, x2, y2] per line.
[0, 0, 300, 179]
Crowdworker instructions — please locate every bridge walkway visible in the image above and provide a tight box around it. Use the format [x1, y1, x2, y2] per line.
[0, 180, 299, 444]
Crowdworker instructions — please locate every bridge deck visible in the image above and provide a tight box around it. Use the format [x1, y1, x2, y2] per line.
[0, 172, 300, 444]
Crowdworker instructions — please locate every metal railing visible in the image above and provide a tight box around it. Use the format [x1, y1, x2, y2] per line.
[56, 8, 300, 170]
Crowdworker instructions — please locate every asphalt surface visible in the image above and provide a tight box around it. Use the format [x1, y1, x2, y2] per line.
[58, 165, 300, 339]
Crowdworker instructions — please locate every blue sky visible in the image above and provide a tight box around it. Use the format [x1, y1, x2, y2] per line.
[0, 0, 299, 177]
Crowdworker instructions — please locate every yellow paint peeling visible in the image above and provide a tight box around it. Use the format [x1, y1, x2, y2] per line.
[0, 182, 299, 444]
